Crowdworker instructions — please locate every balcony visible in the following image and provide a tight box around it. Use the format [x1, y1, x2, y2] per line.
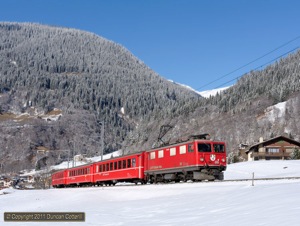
[252, 151, 291, 160]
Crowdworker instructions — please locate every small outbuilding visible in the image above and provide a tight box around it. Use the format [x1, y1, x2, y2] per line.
[246, 135, 300, 161]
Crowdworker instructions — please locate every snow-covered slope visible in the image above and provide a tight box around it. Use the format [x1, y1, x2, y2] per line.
[198, 86, 230, 98]
[169, 79, 230, 97]
[1, 160, 300, 226]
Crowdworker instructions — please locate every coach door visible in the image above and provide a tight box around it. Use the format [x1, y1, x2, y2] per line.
[138, 154, 144, 179]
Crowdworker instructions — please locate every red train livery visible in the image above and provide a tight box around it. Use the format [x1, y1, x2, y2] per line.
[52, 135, 226, 187]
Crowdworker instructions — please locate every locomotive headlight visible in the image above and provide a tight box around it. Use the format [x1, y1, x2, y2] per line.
[200, 157, 204, 162]
[221, 158, 226, 163]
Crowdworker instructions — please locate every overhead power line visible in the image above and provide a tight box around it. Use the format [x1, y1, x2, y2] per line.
[215, 46, 300, 89]
[197, 35, 300, 90]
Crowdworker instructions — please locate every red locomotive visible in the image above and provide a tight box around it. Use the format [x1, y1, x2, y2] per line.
[52, 135, 226, 187]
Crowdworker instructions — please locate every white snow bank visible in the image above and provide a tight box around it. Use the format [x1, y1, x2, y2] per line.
[225, 160, 300, 180]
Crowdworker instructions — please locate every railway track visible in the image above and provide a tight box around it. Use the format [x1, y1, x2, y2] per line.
[48, 176, 300, 189]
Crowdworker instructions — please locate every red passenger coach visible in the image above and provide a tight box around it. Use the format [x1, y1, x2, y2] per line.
[52, 170, 67, 188]
[144, 136, 226, 183]
[65, 164, 94, 187]
[93, 153, 145, 186]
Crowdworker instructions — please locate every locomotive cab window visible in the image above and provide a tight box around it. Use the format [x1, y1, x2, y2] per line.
[214, 144, 225, 153]
[198, 143, 211, 152]
[188, 144, 194, 152]
[132, 158, 136, 167]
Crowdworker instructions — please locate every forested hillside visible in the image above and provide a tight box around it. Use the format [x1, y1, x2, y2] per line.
[1, 22, 300, 173]
[0, 22, 200, 172]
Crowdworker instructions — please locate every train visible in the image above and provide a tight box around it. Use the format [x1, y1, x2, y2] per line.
[52, 134, 227, 187]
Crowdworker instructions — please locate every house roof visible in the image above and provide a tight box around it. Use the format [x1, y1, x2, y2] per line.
[245, 135, 300, 153]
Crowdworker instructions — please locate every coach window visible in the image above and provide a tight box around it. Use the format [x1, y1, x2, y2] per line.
[114, 162, 117, 170]
[198, 143, 211, 152]
[106, 163, 109, 171]
[132, 158, 136, 167]
[118, 161, 122, 169]
[127, 159, 131, 168]
[123, 160, 126, 168]
[110, 162, 113, 171]
[87, 168, 90, 174]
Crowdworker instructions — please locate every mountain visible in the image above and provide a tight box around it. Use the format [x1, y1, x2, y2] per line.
[1, 22, 300, 174]
[145, 48, 300, 154]
[0, 22, 200, 172]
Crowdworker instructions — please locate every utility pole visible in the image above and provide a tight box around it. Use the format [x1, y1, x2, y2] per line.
[101, 121, 104, 161]
[72, 140, 75, 167]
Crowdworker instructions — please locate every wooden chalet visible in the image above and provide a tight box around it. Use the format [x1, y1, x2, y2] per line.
[246, 135, 300, 161]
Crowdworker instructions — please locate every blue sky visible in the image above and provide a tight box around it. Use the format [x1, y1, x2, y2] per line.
[1, 0, 300, 91]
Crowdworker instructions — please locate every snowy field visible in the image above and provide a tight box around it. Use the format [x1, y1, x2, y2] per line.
[1, 160, 300, 226]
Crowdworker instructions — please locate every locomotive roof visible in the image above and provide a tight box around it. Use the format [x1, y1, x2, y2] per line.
[145, 138, 225, 153]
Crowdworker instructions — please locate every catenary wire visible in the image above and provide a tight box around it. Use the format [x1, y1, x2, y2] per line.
[197, 35, 300, 91]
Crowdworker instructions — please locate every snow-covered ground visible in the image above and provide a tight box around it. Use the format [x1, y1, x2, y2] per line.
[1, 160, 300, 226]
[225, 160, 300, 179]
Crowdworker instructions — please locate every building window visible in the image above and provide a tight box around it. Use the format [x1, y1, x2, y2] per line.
[267, 148, 279, 153]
